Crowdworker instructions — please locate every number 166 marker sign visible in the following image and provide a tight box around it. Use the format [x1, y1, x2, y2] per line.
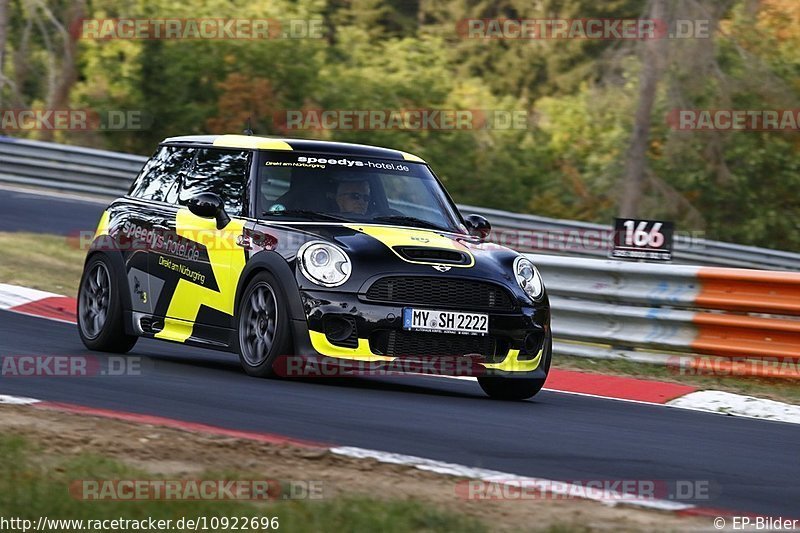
[611, 218, 674, 261]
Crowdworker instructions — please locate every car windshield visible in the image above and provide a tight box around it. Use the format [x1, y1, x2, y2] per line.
[256, 152, 466, 233]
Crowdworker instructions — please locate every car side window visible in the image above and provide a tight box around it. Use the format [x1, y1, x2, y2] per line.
[129, 146, 194, 202]
[179, 148, 250, 216]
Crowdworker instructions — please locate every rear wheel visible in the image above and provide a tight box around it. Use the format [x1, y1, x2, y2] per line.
[77, 255, 137, 353]
[236, 272, 292, 378]
[478, 336, 551, 401]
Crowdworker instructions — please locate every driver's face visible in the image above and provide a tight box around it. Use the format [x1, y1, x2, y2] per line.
[335, 181, 370, 215]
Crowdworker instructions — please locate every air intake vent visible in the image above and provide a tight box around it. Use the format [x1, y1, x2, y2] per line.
[139, 317, 162, 333]
[370, 330, 494, 357]
[365, 277, 515, 311]
[394, 246, 470, 265]
[323, 315, 358, 348]
[369, 330, 508, 363]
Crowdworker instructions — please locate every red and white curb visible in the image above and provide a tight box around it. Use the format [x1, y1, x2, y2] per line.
[0, 283, 76, 324]
[2, 281, 799, 425]
[0, 393, 745, 517]
[666, 390, 800, 425]
[0, 394, 41, 405]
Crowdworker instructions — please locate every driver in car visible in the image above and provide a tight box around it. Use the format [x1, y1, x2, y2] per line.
[332, 179, 371, 215]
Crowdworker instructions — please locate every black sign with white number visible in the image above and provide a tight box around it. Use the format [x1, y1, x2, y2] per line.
[611, 218, 674, 261]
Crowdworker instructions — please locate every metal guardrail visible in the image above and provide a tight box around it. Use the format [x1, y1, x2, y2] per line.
[465, 203, 800, 271]
[3, 135, 799, 271]
[2, 136, 799, 373]
[0, 136, 145, 197]
[533, 254, 800, 376]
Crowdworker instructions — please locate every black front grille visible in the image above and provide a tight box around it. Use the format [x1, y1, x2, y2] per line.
[394, 247, 470, 265]
[370, 329, 503, 359]
[365, 277, 515, 311]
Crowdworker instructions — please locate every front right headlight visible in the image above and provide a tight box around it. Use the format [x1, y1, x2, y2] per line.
[513, 256, 544, 301]
[298, 241, 352, 287]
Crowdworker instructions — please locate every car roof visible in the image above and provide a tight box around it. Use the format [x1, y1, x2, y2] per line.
[161, 134, 426, 163]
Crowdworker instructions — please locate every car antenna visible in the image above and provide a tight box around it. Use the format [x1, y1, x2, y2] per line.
[243, 117, 254, 136]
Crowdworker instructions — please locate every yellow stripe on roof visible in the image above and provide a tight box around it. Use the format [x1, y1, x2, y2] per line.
[399, 151, 425, 163]
[212, 135, 293, 150]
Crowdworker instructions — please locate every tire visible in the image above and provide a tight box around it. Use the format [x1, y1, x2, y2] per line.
[478, 336, 552, 401]
[235, 271, 292, 378]
[77, 254, 138, 353]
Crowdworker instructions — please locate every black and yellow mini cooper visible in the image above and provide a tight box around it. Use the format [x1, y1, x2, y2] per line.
[78, 135, 551, 400]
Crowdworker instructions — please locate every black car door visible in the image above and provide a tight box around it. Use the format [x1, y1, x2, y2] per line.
[150, 147, 251, 345]
[124, 145, 194, 321]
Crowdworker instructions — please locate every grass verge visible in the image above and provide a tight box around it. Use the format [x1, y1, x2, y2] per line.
[1, 406, 704, 532]
[0, 434, 487, 533]
[0, 232, 85, 295]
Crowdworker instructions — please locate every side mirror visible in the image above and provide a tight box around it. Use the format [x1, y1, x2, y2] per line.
[188, 192, 231, 230]
[464, 214, 491, 241]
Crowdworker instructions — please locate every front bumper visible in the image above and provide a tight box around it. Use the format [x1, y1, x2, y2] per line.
[292, 289, 551, 377]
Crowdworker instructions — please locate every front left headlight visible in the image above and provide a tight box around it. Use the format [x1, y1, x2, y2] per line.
[298, 241, 352, 287]
[513, 256, 544, 301]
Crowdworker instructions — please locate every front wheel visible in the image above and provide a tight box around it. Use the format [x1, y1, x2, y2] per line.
[478, 336, 551, 401]
[77, 254, 138, 353]
[235, 272, 292, 378]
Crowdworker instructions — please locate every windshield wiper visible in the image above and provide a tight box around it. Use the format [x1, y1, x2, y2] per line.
[372, 215, 449, 232]
[262, 209, 350, 222]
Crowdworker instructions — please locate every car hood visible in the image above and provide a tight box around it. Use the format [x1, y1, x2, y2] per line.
[254, 221, 524, 294]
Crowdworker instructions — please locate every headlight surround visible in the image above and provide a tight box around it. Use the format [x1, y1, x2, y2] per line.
[298, 241, 352, 287]
[513, 256, 544, 301]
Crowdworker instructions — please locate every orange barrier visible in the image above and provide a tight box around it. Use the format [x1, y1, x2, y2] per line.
[696, 267, 800, 316]
[688, 268, 800, 372]
[691, 313, 800, 361]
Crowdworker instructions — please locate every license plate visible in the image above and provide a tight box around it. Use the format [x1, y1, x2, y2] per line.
[402, 308, 488, 336]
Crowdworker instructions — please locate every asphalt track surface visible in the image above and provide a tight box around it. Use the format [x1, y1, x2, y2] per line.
[0, 187, 106, 234]
[1, 187, 799, 518]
